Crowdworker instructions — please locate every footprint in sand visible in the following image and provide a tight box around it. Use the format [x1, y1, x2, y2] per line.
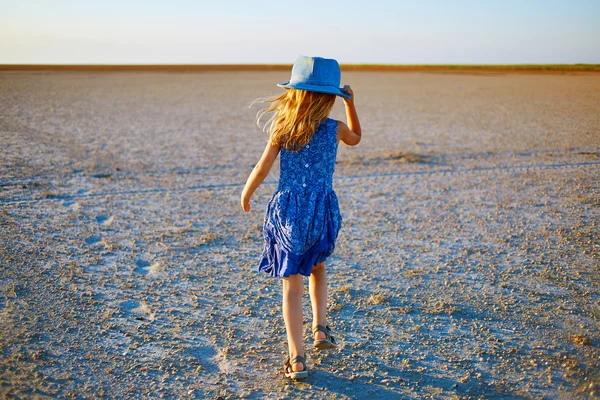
[63, 201, 81, 210]
[185, 339, 222, 375]
[95, 215, 114, 226]
[119, 299, 154, 320]
[134, 259, 161, 276]
[85, 235, 101, 245]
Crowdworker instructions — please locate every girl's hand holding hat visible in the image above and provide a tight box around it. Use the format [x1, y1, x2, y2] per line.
[342, 85, 354, 103]
[338, 84, 361, 146]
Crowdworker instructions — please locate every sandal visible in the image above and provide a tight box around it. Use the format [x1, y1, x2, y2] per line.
[284, 355, 308, 380]
[313, 324, 337, 350]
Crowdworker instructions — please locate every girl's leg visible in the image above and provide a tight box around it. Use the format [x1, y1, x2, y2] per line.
[282, 274, 305, 372]
[309, 262, 328, 341]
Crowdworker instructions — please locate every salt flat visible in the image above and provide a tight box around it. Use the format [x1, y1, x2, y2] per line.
[1, 70, 599, 399]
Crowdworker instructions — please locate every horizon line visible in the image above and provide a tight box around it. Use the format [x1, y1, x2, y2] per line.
[1, 64, 599, 73]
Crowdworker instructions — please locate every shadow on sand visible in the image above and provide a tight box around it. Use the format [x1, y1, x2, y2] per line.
[282, 363, 521, 399]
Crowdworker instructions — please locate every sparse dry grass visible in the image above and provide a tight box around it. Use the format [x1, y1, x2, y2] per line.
[571, 334, 592, 346]
[369, 292, 387, 305]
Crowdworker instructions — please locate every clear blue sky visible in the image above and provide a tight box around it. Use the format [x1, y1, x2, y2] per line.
[1, 0, 598, 64]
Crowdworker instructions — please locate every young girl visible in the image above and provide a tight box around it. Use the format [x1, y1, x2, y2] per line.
[240, 55, 362, 379]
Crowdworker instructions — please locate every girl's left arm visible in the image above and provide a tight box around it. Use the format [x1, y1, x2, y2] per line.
[241, 142, 281, 212]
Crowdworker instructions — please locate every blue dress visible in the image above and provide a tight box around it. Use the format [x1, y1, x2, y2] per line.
[259, 118, 343, 278]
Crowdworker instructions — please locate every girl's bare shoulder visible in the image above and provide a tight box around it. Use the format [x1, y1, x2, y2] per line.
[335, 120, 360, 146]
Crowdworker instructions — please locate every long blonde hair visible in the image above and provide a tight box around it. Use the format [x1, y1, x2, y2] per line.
[256, 89, 336, 151]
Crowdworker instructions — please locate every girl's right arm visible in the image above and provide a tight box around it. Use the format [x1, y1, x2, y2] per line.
[337, 85, 362, 146]
[240, 141, 281, 212]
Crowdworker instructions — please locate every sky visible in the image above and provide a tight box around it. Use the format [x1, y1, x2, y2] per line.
[1, 0, 599, 64]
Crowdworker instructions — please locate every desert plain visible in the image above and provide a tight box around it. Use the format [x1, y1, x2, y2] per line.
[1, 69, 599, 399]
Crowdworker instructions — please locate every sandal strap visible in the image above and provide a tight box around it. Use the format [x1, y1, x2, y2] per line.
[291, 355, 306, 367]
[285, 355, 306, 371]
[313, 324, 335, 343]
[312, 324, 331, 334]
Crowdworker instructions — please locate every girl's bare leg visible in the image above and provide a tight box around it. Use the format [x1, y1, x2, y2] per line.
[309, 262, 327, 341]
[282, 274, 305, 372]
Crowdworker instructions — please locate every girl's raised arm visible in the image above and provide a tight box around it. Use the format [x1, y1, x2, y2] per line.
[241, 142, 281, 212]
[337, 85, 362, 146]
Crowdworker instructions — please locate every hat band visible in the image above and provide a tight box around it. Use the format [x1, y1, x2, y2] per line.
[289, 74, 340, 87]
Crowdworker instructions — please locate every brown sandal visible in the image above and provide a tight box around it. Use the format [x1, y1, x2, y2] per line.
[284, 355, 308, 380]
[313, 324, 337, 350]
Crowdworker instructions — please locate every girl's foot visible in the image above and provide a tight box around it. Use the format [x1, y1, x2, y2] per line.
[292, 362, 304, 372]
[284, 355, 308, 380]
[286, 352, 306, 372]
[314, 327, 326, 341]
[312, 324, 336, 349]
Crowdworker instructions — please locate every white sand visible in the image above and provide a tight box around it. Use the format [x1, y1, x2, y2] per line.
[1, 70, 599, 398]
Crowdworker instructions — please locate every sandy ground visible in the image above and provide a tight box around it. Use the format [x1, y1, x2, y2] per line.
[1, 70, 599, 399]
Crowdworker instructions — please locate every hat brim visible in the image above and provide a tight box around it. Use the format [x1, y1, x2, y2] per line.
[277, 82, 351, 99]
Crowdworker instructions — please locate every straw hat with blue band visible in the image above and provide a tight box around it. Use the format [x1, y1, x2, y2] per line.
[277, 55, 351, 100]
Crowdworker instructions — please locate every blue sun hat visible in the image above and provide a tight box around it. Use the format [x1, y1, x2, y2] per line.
[277, 55, 351, 99]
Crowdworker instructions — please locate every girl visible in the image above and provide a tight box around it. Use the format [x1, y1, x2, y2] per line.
[241, 55, 362, 380]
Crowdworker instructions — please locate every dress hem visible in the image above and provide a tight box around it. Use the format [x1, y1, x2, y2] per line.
[258, 213, 339, 278]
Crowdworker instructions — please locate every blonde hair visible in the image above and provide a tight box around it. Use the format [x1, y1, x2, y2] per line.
[256, 89, 336, 151]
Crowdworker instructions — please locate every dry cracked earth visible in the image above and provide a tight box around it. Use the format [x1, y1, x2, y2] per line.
[1, 70, 599, 399]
